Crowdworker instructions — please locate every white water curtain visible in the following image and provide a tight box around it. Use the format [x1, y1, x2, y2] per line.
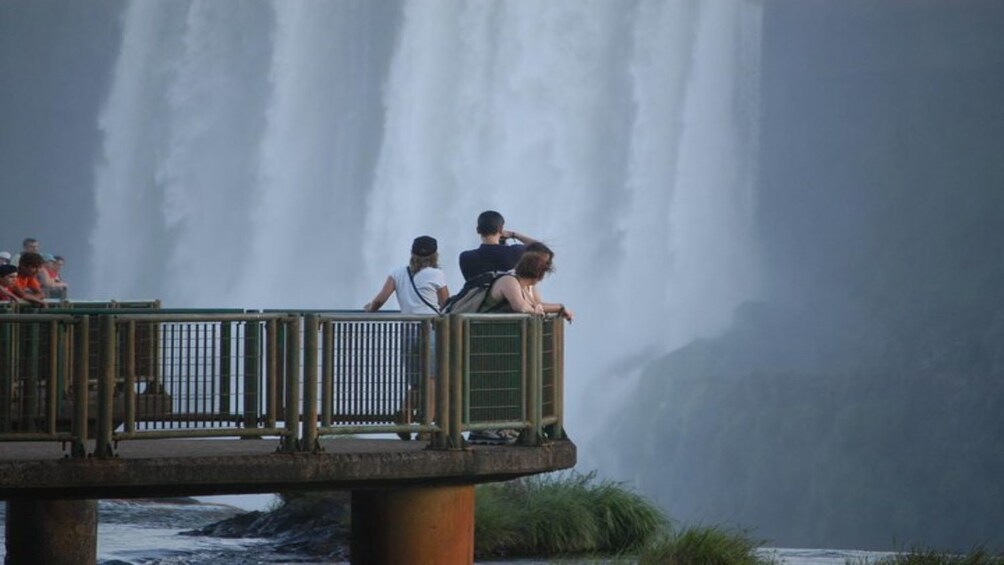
[91, 0, 763, 466]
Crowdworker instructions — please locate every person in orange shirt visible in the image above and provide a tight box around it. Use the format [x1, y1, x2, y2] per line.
[0, 264, 23, 303]
[14, 252, 46, 307]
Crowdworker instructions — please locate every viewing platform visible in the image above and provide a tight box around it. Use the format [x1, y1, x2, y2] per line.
[0, 302, 576, 564]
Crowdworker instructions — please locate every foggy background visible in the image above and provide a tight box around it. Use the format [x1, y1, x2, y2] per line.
[2, 0, 1002, 552]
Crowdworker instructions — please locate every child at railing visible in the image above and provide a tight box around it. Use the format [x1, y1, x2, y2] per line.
[0, 264, 22, 302]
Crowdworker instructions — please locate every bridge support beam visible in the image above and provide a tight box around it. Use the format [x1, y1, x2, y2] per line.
[5, 498, 97, 565]
[350, 484, 474, 565]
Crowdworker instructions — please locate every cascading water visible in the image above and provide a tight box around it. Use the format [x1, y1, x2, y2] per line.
[91, 0, 761, 476]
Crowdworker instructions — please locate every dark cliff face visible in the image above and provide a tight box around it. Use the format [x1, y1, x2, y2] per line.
[613, 0, 1004, 552]
[0, 1, 125, 296]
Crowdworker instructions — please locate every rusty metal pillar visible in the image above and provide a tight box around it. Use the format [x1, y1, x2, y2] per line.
[350, 484, 474, 565]
[5, 498, 97, 565]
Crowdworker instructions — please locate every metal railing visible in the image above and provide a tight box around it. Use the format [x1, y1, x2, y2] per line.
[301, 314, 446, 449]
[0, 306, 566, 457]
[450, 314, 563, 447]
[95, 313, 297, 457]
[0, 314, 84, 453]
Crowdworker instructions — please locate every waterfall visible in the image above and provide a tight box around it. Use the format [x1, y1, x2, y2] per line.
[91, 0, 761, 474]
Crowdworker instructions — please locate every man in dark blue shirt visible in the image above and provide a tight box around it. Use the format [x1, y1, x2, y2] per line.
[458, 210, 538, 281]
[458, 210, 539, 445]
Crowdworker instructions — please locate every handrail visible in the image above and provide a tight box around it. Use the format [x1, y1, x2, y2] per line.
[0, 314, 80, 447]
[0, 308, 565, 457]
[309, 313, 444, 445]
[103, 313, 294, 452]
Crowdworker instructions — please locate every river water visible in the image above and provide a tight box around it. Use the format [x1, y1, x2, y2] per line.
[0, 499, 894, 564]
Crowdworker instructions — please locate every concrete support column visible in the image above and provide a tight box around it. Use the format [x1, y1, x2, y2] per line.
[5, 498, 97, 565]
[351, 485, 474, 565]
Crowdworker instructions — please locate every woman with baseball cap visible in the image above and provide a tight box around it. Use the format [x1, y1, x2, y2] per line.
[364, 236, 449, 440]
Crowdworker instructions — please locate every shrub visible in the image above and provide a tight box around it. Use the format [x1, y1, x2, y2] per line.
[474, 471, 667, 558]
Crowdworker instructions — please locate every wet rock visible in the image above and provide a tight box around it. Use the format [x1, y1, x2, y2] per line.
[183, 492, 351, 560]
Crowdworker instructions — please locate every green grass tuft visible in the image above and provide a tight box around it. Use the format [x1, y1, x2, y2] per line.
[637, 526, 776, 565]
[859, 547, 1004, 564]
[474, 471, 667, 558]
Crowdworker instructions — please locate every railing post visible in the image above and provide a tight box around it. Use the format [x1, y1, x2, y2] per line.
[282, 317, 301, 453]
[265, 318, 278, 429]
[302, 314, 319, 452]
[219, 321, 232, 415]
[432, 316, 450, 449]
[420, 319, 432, 432]
[24, 322, 40, 432]
[521, 316, 542, 446]
[71, 316, 89, 458]
[94, 315, 116, 458]
[242, 320, 261, 433]
[0, 320, 13, 433]
[124, 320, 136, 435]
[321, 319, 333, 427]
[47, 320, 58, 436]
[551, 317, 565, 440]
[449, 314, 463, 448]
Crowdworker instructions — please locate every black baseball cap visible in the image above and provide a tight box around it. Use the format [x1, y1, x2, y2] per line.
[411, 236, 438, 257]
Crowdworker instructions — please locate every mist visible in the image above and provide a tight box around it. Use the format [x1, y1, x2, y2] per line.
[609, 0, 1004, 552]
[2, 0, 1002, 553]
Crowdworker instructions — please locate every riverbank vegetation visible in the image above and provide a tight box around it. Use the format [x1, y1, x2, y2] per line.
[859, 548, 1004, 564]
[474, 472, 776, 564]
[637, 526, 776, 565]
[474, 471, 666, 558]
[194, 479, 1002, 564]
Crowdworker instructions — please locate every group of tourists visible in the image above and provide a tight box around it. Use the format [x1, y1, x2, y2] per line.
[0, 238, 69, 306]
[363, 210, 574, 322]
[363, 210, 573, 444]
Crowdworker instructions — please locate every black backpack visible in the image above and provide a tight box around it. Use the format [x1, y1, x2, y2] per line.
[442, 271, 512, 314]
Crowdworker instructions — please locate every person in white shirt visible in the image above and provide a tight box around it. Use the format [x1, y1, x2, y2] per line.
[364, 236, 449, 440]
[364, 235, 448, 314]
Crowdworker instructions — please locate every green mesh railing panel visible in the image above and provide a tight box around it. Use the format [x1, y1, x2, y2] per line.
[466, 319, 524, 424]
[542, 318, 556, 420]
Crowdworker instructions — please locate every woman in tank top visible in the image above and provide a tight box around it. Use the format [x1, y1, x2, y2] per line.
[484, 243, 574, 322]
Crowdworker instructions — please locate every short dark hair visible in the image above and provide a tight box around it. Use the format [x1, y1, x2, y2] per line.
[476, 210, 505, 236]
[22, 238, 37, 249]
[514, 251, 552, 281]
[18, 252, 44, 270]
